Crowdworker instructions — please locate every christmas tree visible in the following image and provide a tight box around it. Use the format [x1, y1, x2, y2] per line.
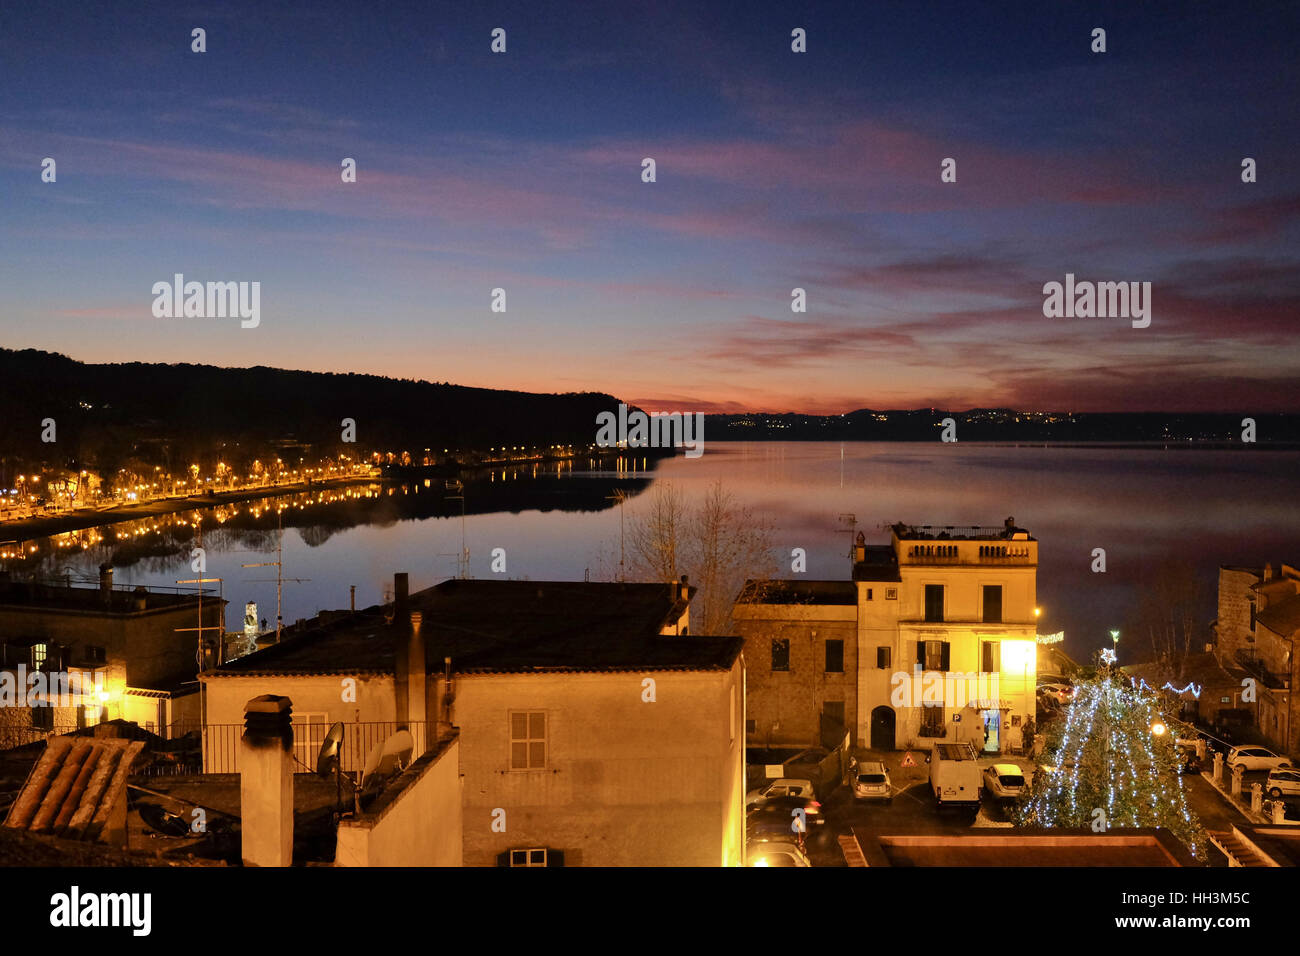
[1014, 673, 1206, 859]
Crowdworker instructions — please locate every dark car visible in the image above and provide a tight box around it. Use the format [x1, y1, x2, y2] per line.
[746, 795, 825, 839]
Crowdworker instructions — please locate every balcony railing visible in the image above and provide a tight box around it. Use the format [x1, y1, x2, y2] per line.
[201, 720, 407, 775]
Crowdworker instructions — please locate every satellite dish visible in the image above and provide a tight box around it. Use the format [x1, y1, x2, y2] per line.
[358, 728, 415, 793]
[315, 721, 345, 777]
[381, 729, 414, 769]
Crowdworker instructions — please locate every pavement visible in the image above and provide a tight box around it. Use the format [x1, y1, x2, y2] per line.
[788, 747, 1284, 867]
[799, 747, 1038, 867]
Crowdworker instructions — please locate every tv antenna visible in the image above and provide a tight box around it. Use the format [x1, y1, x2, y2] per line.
[439, 479, 469, 579]
[241, 506, 310, 643]
[175, 517, 226, 669]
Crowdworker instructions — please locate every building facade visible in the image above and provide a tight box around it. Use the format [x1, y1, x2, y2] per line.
[202, 575, 746, 866]
[1213, 563, 1298, 755]
[735, 519, 1038, 754]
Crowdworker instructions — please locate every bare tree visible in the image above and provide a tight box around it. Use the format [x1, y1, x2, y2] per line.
[626, 481, 687, 583]
[1133, 558, 1205, 680]
[624, 480, 775, 635]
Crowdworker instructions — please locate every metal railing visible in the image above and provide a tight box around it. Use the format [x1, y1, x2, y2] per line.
[201, 721, 405, 775]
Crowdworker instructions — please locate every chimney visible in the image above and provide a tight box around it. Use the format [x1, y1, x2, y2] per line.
[98, 564, 113, 605]
[394, 572, 409, 614]
[407, 611, 427, 756]
[239, 695, 294, 867]
[854, 531, 866, 563]
[1264, 563, 1274, 582]
[679, 574, 689, 602]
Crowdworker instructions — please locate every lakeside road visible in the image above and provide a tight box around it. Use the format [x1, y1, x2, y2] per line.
[0, 475, 380, 542]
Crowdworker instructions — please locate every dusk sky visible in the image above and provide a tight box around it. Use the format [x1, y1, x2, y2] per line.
[2, 1, 1298, 413]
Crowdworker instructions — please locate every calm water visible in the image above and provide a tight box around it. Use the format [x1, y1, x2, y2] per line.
[15, 443, 1299, 663]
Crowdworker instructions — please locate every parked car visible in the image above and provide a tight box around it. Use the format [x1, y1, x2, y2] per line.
[851, 761, 892, 802]
[747, 795, 825, 838]
[745, 777, 816, 811]
[1037, 683, 1074, 704]
[746, 836, 811, 867]
[982, 763, 1027, 800]
[1227, 746, 1293, 773]
[1266, 768, 1300, 798]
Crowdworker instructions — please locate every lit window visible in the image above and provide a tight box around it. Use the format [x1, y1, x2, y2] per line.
[509, 848, 548, 867]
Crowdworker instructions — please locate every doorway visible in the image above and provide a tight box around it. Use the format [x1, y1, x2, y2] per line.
[870, 706, 896, 750]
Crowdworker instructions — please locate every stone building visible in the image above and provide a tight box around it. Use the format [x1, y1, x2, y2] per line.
[1212, 563, 1299, 755]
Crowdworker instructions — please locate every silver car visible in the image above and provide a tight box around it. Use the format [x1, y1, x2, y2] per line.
[852, 761, 892, 802]
[1266, 768, 1300, 798]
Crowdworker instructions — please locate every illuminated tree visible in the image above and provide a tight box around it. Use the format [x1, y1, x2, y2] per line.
[1014, 675, 1206, 859]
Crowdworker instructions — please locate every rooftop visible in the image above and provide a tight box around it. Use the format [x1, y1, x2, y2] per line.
[735, 580, 857, 605]
[0, 577, 217, 615]
[208, 579, 743, 678]
[853, 545, 901, 583]
[1257, 592, 1300, 637]
[891, 521, 1034, 542]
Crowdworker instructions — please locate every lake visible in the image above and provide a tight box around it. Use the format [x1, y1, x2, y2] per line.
[10, 442, 1297, 664]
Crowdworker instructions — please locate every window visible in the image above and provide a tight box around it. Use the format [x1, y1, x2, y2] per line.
[920, 706, 944, 737]
[919, 640, 949, 671]
[83, 645, 107, 665]
[825, 639, 844, 673]
[510, 711, 547, 769]
[924, 585, 944, 622]
[876, 646, 892, 669]
[510, 848, 548, 867]
[982, 585, 1003, 623]
[31, 643, 49, 670]
[982, 641, 1001, 673]
[866, 588, 873, 600]
[885, 588, 898, 600]
[771, 639, 790, 672]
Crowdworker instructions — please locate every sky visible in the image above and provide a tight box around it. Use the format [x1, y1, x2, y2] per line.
[2, 0, 1298, 414]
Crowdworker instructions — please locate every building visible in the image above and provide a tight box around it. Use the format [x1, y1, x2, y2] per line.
[1212, 563, 1298, 755]
[0, 567, 223, 747]
[201, 574, 746, 867]
[732, 580, 857, 749]
[734, 518, 1038, 754]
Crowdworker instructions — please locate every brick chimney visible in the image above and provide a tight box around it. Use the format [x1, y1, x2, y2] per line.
[239, 695, 294, 867]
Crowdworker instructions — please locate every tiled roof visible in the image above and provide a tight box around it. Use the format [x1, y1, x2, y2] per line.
[208, 579, 742, 677]
[3, 736, 143, 842]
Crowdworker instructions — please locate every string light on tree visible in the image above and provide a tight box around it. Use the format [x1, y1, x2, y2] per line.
[1014, 675, 1205, 859]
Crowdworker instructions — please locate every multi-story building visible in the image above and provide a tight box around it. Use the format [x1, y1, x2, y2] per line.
[0, 567, 222, 746]
[201, 574, 746, 867]
[735, 518, 1038, 754]
[1212, 563, 1298, 755]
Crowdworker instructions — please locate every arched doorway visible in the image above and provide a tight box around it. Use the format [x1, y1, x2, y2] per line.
[870, 706, 896, 751]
